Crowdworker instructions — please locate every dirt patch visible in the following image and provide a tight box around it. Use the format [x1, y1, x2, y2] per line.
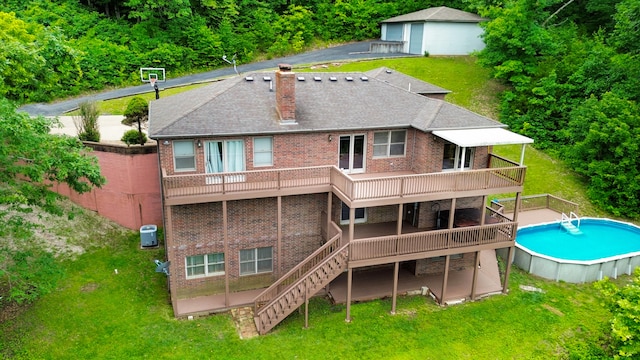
[80, 283, 99, 293]
[542, 304, 564, 316]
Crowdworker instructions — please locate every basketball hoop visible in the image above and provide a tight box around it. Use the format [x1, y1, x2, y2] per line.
[149, 77, 157, 88]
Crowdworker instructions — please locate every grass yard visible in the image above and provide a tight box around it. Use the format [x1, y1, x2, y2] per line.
[1, 56, 624, 358]
[0, 227, 612, 359]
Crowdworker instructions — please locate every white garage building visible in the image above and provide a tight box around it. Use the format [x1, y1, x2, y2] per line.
[379, 6, 486, 56]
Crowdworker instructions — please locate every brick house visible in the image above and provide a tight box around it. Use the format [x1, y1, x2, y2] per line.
[149, 65, 532, 334]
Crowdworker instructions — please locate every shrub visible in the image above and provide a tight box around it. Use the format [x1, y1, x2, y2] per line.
[121, 129, 147, 146]
[74, 101, 100, 142]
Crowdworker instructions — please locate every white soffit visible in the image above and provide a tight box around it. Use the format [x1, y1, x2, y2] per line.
[432, 128, 534, 147]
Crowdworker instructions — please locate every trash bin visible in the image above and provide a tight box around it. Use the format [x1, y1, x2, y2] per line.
[140, 225, 158, 247]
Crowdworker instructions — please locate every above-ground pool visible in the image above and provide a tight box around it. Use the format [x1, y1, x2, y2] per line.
[514, 218, 640, 283]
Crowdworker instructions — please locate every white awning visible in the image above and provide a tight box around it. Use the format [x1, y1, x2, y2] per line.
[432, 128, 534, 147]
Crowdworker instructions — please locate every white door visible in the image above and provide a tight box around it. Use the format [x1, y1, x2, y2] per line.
[339, 135, 365, 173]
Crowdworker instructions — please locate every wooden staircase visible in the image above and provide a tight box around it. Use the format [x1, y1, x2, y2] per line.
[253, 237, 348, 335]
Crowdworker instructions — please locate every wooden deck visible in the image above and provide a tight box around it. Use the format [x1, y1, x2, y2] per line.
[328, 250, 502, 305]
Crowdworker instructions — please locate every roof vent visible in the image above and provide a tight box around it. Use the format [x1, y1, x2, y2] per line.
[297, 76, 305, 81]
[360, 76, 369, 81]
[263, 76, 272, 81]
[329, 76, 338, 82]
[385, 69, 392, 74]
[245, 76, 254, 81]
[345, 76, 354, 81]
[313, 76, 322, 82]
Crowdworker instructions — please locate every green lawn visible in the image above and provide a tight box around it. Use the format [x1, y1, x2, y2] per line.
[1, 230, 611, 359]
[1, 56, 621, 359]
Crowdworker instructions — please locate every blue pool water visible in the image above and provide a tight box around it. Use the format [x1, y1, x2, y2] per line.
[516, 218, 640, 261]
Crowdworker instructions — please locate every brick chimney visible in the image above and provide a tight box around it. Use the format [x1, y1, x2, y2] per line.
[275, 63, 296, 124]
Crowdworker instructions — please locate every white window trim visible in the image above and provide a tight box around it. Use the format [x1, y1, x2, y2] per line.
[442, 143, 475, 172]
[340, 203, 367, 225]
[373, 130, 406, 158]
[173, 140, 196, 172]
[253, 136, 273, 167]
[239, 247, 273, 276]
[185, 253, 225, 279]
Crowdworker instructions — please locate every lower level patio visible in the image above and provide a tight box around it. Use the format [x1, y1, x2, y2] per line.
[328, 249, 503, 305]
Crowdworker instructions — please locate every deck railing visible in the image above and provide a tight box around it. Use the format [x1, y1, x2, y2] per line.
[254, 222, 342, 311]
[495, 194, 579, 215]
[330, 166, 525, 201]
[162, 156, 525, 202]
[349, 222, 517, 262]
[162, 166, 332, 198]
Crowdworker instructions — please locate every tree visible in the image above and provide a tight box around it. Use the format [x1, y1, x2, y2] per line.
[122, 96, 148, 145]
[565, 93, 640, 218]
[0, 98, 105, 304]
[0, 98, 105, 203]
[595, 268, 640, 358]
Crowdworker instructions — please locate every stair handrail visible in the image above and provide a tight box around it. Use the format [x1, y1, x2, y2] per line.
[569, 211, 580, 228]
[254, 231, 342, 310]
[254, 243, 350, 334]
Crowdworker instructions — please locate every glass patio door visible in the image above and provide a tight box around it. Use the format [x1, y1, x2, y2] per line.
[339, 135, 365, 173]
[205, 140, 245, 183]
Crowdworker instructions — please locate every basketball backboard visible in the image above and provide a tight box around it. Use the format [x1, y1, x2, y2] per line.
[140, 67, 166, 83]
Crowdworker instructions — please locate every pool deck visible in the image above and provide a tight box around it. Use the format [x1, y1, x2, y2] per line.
[512, 209, 563, 227]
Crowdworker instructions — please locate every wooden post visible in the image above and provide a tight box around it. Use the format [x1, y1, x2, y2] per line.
[223, 201, 229, 307]
[448, 198, 457, 229]
[346, 268, 353, 322]
[304, 277, 309, 329]
[277, 196, 282, 277]
[471, 251, 480, 300]
[441, 255, 450, 305]
[349, 206, 355, 243]
[327, 193, 332, 241]
[480, 195, 487, 225]
[503, 246, 514, 294]
[513, 192, 522, 223]
[391, 262, 399, 314]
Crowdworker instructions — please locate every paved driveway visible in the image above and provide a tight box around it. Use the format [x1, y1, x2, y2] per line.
[19, 42, 412, 116]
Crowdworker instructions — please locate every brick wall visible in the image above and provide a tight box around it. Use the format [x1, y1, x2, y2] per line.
[168, 194, 326, 299]
[50, 143, 162, 230]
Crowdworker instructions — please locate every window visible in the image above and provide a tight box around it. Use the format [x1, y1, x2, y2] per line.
[340, 203, 366, 225]
[204, 140, 246, 183]
[173, 141, 196, 171]
[442, 143, 474, 171]
[253, 137, 273, 167]
[185, 253, 224, 278]
[373, 130, 406, 157]
[239, 247, 273, 275]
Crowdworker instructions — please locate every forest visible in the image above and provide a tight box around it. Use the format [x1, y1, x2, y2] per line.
[1, 0, 639, 217]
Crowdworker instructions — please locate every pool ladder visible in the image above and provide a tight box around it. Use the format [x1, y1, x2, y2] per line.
[561, 212, 582, 235]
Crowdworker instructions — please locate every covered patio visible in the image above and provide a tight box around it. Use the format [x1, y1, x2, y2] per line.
[328, 249, 503, 306]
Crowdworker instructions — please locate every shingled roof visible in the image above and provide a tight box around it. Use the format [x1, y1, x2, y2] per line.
[382, 6, 485, 24]
[148, 69, 503, 139]
[365, 67, 451, 96]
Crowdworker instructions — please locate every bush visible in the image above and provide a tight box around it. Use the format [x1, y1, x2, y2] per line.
[74, 101, 100, 142]
[121, 129, 147, 146]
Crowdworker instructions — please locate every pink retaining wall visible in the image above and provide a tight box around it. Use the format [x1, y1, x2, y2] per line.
[51, 143, 162, 230]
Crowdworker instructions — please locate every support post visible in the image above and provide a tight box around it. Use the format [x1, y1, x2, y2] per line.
[223, 201, 229, 307]
[391, 262, 399, 314]
[471, 251, 480, 300]
[277, 196, 282, 277]
[513, 192, 522, 223]
[503, 246, 514, 294]
[349, 206, 355, 243]
[441, 255, 450, 305]
[346, 268, 353, 322]
[304, 277, 309, 329]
